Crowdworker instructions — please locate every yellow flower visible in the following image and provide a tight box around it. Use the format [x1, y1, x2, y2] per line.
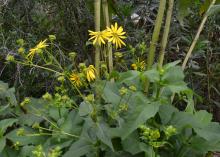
[88, 30, 110, 46]
[131, 63, 137, 70]
[70, 73, 83, 87]
[86, 65, 96, 82]
[107, 23, 126, 49]
[131, 59, 146, 71]
[27, 39, 48, 61]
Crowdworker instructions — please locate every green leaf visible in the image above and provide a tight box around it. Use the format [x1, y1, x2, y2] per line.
[0, 137, 6, 153]
[142, 69, 160, 82]
[166, 82, 188, 93]
[170, 112, 199, 129]
[189, 136, 220, 153]
[117, 94, 160, 139]
[19, 145, 35, 157]
[0, 118, 18, 133]
[18, 113, 43, 126]
[194, 110, 212, 125]
[122, 132, 141, 155]
[119, 70, 140, 86]
[2, 146, 18, 157]
[49, 107, 68, 121]
[177, 0, 193, 24]
[194, 123, 220, 142]
[60, 110, 83, 135]
[159, 105, 178, 124]
[163, 60, 181, 70]
[162, 66, 184, 83]
[102, 82, 121, 105]
[63, 139, 94, 157]
[95, 122, 114, 150]
[79, 102, 93, 117]
[206, 5, 220, 16]
[6, 127, 47, 145]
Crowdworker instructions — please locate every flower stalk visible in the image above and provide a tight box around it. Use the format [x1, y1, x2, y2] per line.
[144, 0, 167, 93]
[94, 0, 101, 77]
[158, 0, 174, 70]
[102, 0, 114, 74]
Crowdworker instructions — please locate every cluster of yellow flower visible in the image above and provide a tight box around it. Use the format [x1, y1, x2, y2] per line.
[70, 65, 97, 88]
[88, 22, 126, 49]
[131, 58, 146, 71]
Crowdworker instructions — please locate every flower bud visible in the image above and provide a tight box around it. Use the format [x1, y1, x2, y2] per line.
[18, 47, 25, 54]
[129, 85, 137, 92]
[49, 35, 56, 41]
[6, 55, 15, 62]
[119, 87, 128, 96]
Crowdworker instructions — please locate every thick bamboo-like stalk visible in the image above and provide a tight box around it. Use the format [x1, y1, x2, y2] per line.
[158, 0, 174, 70]
[102, 0, 113, 74]
[144, 0, 167, 93]
[94, 0, 101, 77]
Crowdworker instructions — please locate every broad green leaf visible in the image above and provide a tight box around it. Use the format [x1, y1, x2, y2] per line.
[159, 105, 178, 124]
[163, 60, 181, 70]
[95, 122, 114, 150]
[6, 127, 47, 145]
[19, 145, 35, 157]
[79, 102, 93, 117]
[194, 122, 220, 142]
[60, 110, 83, 135]
[2, 146, 18, 157]
[63, 139, 94, 157]
[177, 0, 192, 24]
[194, 110, 212, 125]
[166, 82, 188, 93]
[122, 132, 141, 155]
[189, 136, 220, 153]
[0, 118, 18, 133]
[206, 5, 220, 16]
[162, 66, 184, 83]
[18, 113, 43, 126]
[170, 112, 200, 129]
[102, 82, 121, 105]
[49, 107, 68, 121]
[117, 94, 160, 139]
[142, 69, 160, 82]
[119, 70, 140, 86]
[0, 137, 6, 152]
[122, 131, 153, 156]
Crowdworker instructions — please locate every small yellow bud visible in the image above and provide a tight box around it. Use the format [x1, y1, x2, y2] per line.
[16, 128, 25, 136]
[6, 55, 15, 62]
[20, 97, 30, 107]
[119, 87, 128, 96]
[16, 39, 25, 46]
[57, 76, 65, 82]
[131, 63, 137, 70]
[129, 85, 137, 92]
[18, 47, 25, 54]
[48, 35, 56, 41]
[85, 94, 95, 103]
[42, 92, 52, 101]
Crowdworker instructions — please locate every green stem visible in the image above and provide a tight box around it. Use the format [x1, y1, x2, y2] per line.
[144, 0, 167, 93]
[15, 61, 63, 75]
[94, 0, 101, 77]
[171, 0, 216, 103]
[158, 0, 174, 70]
[181, 0, 216, 70]
[102, 0, 113, 75]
